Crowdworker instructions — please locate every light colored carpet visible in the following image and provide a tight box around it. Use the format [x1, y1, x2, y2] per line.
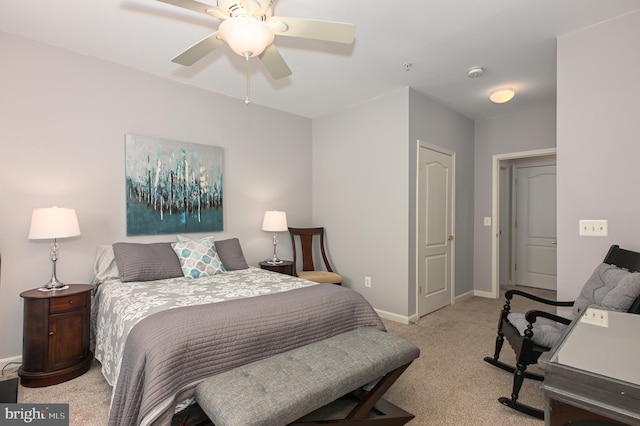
[19, 286, 553, 425]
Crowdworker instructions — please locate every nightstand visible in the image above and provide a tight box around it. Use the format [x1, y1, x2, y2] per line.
[18, 284, 93, 387]
[259, 260, 294, 276]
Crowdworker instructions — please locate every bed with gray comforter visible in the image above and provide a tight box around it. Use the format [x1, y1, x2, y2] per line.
[91, 244, 384, 426]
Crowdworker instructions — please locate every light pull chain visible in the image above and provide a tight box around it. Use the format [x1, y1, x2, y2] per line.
[244, 52, 251, 105]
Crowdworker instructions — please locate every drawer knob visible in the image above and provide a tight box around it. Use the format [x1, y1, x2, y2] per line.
[68, 300, 74, 304]
[48, 331, 54, 337]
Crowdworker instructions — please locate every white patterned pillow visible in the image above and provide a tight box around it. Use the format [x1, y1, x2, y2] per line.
[172, 238, 226, 278]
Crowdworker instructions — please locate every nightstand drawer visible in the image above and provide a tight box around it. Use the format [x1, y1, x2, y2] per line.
[50, 294, 86, 313]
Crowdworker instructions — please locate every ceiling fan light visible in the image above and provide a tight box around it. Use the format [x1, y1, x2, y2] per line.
[489, 89, 515, 104]
[219, 17, 274, 58]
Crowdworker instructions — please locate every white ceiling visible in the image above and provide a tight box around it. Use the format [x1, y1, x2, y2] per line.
[2, 0, 638, 120]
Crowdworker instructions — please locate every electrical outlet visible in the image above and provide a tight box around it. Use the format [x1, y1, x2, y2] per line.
[581, 307, 609, 327]
[364, 276, 371, 288]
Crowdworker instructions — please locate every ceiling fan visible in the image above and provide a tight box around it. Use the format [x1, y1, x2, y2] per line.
[158, 0, 357, 80]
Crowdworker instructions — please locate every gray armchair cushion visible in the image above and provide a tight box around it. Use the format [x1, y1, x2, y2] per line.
[509, 263, 640, 348]
[507, 314, 567, 348]
[573, 263, 640, 317]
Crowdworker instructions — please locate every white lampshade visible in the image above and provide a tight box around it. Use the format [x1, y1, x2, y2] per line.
[489, 89, 515, 104]
[28, 207, 81, 240]
[262, 210, 288, 232]
[219, 17, 275, 58]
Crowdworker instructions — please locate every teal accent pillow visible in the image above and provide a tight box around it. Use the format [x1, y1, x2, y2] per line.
[172, 238, 226, 278]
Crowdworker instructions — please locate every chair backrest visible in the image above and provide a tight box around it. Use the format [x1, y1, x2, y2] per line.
[288, 227, 335, 275]
[603, 245, 640, 314]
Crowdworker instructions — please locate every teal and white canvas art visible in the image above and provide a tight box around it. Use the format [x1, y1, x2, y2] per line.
[125, 134, 223, 236]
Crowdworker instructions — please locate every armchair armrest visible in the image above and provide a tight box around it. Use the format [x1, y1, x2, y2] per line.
[524, 309, 572, 326]
[505, 289, 574, 307]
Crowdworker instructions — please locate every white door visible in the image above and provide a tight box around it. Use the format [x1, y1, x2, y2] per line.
[514, 164, 557, 290]
[418, 145, 454, 316]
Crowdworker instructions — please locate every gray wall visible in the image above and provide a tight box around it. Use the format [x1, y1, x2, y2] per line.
[556, 10, 640, 301]
[473, 106, 557, 293]
[408, 89, 476, 308]
[312, 88, 475, 320]
[0, 32, 313, 360]
[312, 89, 410, 317]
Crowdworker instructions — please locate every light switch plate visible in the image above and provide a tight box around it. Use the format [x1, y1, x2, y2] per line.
[581, 307, 609, 327]
[579, 220, 608, 237]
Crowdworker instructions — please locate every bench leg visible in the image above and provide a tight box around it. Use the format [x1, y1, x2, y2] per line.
[346, 363, 410, 421]
[290, 363, 415, 426]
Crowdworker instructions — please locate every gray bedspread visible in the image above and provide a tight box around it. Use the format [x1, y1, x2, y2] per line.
[108, 283, 384, 426]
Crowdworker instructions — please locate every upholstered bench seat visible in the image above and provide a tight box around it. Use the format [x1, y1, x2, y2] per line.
[195, 327, 420, 426]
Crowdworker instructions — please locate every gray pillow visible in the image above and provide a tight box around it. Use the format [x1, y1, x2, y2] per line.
[214, 238, 249, 270]
[112, 242, 183, 282]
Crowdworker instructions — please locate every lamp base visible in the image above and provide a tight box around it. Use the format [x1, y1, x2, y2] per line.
[39, 285, 69, 292]
[39, 276, 67, 292]
[264, 259, 284, 265]
[41, 244, 68, 291]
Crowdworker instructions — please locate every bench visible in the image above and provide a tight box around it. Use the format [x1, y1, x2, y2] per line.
[195, 327, 420, 426]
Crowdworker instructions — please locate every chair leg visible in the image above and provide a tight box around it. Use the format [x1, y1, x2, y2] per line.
[483, 327, 505, 364]
[498, 363, 544, 420]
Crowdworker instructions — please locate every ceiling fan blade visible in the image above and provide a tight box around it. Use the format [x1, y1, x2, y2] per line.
[268, 17, 356, 44]
[171, 32, 225, 66]
[259, 44, 292, 80]
[157, 0, 221, 16]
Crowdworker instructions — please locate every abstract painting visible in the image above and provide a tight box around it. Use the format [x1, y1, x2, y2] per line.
[125, 134, 223, 236]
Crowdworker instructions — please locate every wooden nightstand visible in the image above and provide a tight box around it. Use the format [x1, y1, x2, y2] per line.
[18, 284, 93, 387]
[259, 260, 295, 276]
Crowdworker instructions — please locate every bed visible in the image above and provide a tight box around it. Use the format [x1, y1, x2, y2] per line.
[90, 237, 384, 426]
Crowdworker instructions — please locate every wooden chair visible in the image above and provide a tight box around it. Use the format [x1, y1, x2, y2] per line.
[484, 244, 640, 419]
[289, 227, 342, 285]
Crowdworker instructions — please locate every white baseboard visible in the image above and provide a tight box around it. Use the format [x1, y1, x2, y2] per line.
[376, 291, 477, 324]
[0, 355, 22, 377]
[375, 309, 415, 324]
[473, 290, 496, 298]
[454, 290, 474, 303]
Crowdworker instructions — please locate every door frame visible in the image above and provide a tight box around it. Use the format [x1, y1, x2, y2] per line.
[491, 148, 556, 298]
[416, 140, 456, 316]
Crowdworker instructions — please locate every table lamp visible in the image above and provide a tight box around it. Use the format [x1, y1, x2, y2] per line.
[262, 210, 287, 265]
[28, 207, 81, 290]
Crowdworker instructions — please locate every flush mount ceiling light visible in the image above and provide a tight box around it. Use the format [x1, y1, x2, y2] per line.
[489, 89, 515, 104]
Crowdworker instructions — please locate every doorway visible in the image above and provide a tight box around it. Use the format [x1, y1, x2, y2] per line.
[491, 148, 557, 298]
[417, 141, 455, 316]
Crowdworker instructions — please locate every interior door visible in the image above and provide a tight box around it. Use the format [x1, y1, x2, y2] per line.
[418, 145, 454, 316]
[514, 164, 557, 290]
